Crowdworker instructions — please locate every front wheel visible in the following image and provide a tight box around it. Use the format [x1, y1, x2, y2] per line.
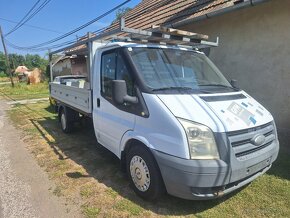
[126, 146, 165, 201]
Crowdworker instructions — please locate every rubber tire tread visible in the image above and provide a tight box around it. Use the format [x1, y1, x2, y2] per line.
[60, 107, 75, 133]
[126, 145, 165, 201]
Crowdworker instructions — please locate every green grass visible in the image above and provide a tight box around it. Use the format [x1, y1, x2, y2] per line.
[82, 205, 101, 218]
[80, 185, 94, 198]
[114, 199, 143, 216]
[0, 76, 14, 81]
[0, 82, 49, 100]
[6, 102, 290, 217]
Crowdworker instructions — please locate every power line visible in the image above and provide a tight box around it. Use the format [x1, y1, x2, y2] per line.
[5, 27, 107, 52]
[5, 0, 52, 37]
[4, 0, 41, 36]
[0, 17, 63, 34]
[5, 0, 130, 50]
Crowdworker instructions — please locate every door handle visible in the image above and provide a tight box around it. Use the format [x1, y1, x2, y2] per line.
[97, 98, 100, 107]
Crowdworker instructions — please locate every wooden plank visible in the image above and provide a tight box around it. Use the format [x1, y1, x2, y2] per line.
[151, 25, 209, 40]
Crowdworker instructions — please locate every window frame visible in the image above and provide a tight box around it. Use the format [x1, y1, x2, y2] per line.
[100, 47, 148, 116]
[100, 48, 118, 99]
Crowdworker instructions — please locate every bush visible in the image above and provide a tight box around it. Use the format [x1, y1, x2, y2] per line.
[0, 71, 7, 77]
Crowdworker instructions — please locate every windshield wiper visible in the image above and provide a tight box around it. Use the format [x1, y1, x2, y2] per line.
[199, 84, 240, 91]
[152, 87, 193, 91]
[152, 87, 212, 93]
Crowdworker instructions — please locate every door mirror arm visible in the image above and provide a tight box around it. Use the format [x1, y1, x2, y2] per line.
[124, 95, 138, 104]
[230, 79, 238, 88]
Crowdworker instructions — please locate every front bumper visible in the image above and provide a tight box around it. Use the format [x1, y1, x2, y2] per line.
[151, 139, 279, 200]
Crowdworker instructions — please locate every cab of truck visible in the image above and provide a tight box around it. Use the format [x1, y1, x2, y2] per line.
[91, 42, 279, 200]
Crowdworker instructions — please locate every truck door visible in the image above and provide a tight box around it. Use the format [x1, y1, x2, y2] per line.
[93, 48, 136, 157]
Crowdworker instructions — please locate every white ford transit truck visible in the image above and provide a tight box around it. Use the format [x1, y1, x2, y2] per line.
[49, 22, 279, 200]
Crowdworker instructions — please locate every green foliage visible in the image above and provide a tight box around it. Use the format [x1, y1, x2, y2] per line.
[113, 7, 131, 22]
[24, 54, 48, 72]
[0, 52, 6, 73]
[8, 53, 25, 69]
[0, 51, 48, 75]
[82, 205, 100, 218]
[0, 71, 7, 77]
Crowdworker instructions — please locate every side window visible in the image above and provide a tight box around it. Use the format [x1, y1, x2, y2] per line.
[101, 51, 116, 98]
[116, 53, 134, 96]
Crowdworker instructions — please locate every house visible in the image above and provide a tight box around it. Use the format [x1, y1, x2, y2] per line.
[15, 65, 28, 74]
[15, 65, 29, 82]
[52, 56, 88, 78]
[15, 65, 43, 84]
[109, 0, 290, 131]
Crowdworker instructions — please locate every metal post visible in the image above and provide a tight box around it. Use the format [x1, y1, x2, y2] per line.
[87, 32, 94, 90]
[48, 49, 53, 82]
[0, 26, 14, 87]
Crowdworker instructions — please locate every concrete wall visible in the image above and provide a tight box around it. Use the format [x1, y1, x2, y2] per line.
[180, 0, 290, 131]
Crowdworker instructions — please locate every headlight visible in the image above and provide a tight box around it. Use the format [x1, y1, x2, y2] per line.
[178, 118, 220, 159]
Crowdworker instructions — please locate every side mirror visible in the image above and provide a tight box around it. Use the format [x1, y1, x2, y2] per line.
[230, 79, 238, 88]
[112, 80, 138, 105]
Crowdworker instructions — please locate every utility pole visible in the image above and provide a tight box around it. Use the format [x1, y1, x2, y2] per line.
[0, 26, 14, 87]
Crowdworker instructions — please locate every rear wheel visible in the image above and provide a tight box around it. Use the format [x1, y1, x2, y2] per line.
[126, 145, 165, 201]
[59, 107, 75, 133]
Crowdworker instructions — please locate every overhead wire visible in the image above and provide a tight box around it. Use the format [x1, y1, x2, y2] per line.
[4, 0, 41, 36]
[5, 27, 107, 52]
[5, 0, 130, 50]
[5, 0, 52, 37]
[0, 17, 63, 34]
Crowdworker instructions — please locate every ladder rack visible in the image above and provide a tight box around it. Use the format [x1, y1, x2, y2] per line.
[50, 18, 219, 55]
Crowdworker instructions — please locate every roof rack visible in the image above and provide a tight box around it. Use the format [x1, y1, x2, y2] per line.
[50, 18, 219, 55]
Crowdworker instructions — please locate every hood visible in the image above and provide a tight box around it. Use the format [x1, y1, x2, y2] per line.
[157, 91, 273, 132]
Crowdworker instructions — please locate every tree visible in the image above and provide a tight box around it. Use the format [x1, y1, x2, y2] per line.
[24, 54, 48, 72]
[113, 7, 131, 23]
[9, 53, 25, 70]
[0, 52, 48, 78]
[0, 52, 6, 74]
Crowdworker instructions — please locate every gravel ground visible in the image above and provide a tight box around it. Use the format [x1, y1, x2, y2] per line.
[0, 101, 80, 218]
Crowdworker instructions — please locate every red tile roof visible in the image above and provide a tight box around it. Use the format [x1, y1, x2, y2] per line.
[108, 0, 242, 31]
[64, 0, 247, 53]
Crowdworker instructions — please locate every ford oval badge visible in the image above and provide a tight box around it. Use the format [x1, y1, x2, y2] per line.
[251, 134, 266, 146]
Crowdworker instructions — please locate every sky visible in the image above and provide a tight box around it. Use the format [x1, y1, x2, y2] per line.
[0, 0, 140, 57]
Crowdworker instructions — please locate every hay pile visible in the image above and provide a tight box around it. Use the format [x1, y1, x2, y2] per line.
[26, 68, 42, 84]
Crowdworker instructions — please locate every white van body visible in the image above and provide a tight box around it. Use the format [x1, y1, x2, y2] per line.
[50, 41, 279, 200]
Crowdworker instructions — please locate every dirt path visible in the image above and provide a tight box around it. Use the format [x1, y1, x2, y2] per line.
[0, 101, 80, 218]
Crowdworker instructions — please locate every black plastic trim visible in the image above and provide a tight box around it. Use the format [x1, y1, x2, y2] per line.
[235, 140, 273, 157]
[227, 122, 273, 137]
[200, 94, 246, 102]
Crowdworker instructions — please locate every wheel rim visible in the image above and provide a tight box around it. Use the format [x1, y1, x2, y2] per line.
[130, 155, 150, 192]
[60, 113, 66, 130]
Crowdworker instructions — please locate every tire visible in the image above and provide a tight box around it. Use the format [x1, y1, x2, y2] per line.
[126, 145, 165, 201]
[59, 107, 75, 133]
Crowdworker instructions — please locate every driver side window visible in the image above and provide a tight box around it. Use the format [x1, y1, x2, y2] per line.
[101, 49, 135, 101]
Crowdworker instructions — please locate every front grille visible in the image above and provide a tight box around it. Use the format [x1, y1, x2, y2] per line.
[227, 122, 275, 159]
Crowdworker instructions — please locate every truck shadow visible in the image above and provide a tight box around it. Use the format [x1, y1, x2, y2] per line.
[29, 109, 244, 215]
[266, 131, 290, 181]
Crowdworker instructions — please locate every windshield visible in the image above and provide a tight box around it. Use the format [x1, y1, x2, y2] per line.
[128, 47, 233, 92]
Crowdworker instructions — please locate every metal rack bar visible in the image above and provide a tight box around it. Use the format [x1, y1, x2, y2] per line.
[50, 18, 219, 55]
